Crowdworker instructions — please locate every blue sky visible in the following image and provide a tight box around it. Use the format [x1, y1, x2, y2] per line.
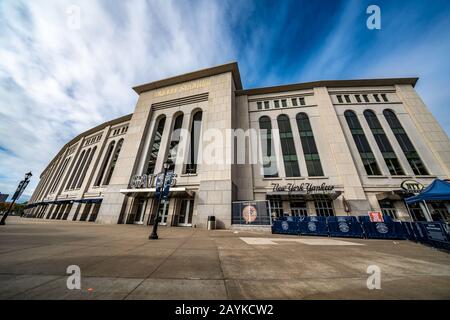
[1, 0, 450, 201]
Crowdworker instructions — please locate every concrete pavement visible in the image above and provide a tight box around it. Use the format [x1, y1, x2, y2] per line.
[0, 216, 449, 299]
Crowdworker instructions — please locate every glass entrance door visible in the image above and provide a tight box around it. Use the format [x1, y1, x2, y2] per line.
[178, 199, 194, 226]
[134, 199, 146, 224]
[156, 199, 169, 225]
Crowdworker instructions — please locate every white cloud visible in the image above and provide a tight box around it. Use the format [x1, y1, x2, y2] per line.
[0, 0, 237, 200]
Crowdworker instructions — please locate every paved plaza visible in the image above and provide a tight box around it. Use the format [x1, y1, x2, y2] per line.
[0, 217, 449, 300]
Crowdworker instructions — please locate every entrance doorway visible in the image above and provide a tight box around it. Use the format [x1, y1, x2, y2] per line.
[409, 203, 427, 221]
[134, 199, 146, 224]
[154, 199, 169, 225]
[178, 199, 194, 226]
[290, 201, 308, 216]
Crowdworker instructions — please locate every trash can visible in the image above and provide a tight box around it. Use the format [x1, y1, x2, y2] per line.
[207, 216, 216, 230]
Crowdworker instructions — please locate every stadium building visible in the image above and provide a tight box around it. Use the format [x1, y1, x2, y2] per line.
[25, 63, 450, 228]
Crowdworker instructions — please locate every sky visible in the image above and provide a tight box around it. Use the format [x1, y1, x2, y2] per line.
[1, 0, 450, 202]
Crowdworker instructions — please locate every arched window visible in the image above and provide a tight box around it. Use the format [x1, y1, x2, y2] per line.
[95, 141, 115, 186]
[259, 116, 278, 178]
[73, 148, 92, 189]
[103, 139, 124, 185]
[167, 113, 184, 171]
[185, 111, 203, 174]
[76, 146, 97, 189]
[50, 157, 70, 194]
[344, 110, 381, 175]
[364, 110, 404, 175]
[68, 150, 87, 190]
[146, 116, 166, 174]
[66, 151, 84, 190]
[277, 115, 300, 177]
[383, 109, 428, 175]
[296, 113, 323, 176]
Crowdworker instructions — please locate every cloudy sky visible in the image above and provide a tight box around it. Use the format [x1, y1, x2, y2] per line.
[1, 0, 450, 202]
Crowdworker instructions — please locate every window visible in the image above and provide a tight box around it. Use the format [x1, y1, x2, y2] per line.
[259, 116, 278, 178]
[373, 94, 380, 102]
[364, 110, 404, 175]
[274, 100, 280, 108]
[355, 95, 362, 103]
[344, 110, 381, 175]
[76, 146, 96, 189]
[296, 113, 324, 176]
[277, 115, 300, 177]
[264, 101, 270, 109]
[337, 95, 343, 103]
[281, 99, 287, 108]
[268, 196, 283, 219]
[290, 201, 308, 216]
[379, 199, 397, 220]
[167, 113, 184, 171]
[103, 139, 124, 185]
[66, 150, 85, 190]
[95, 141, 115, 186]
[299, 97, 305, 106]
[291, 98, 298, 106]
[363, 94, 370, 102]
[344, 95, 351, 103]
[315, 199, 334, 217]
[257, 102, 262, 110]
[381, 94, 388, 102]
[383, 110, 428, 175]
[185, 111, 203, 174]
[50, 157, 70, 194]
[146, 117, 166, 174]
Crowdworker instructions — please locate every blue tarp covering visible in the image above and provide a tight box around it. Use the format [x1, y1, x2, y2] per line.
[405, 179, 450, 204]
[327, 216, 364, 238]
[358, 215, 407, 240]
[272, 217, 298, 235]
[299, 216, 328, 236]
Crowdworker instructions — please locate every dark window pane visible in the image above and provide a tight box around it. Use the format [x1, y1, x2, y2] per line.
[345, 110, 381, 175]
[383, 110, 428, 175]
[277, 115, 300, 177]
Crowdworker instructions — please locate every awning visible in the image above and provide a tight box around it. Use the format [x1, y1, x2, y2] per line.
[119, 187, 195, 198]
[26, 198, 103, 208]
[266, 190, 342, 201]
[405, 179, 450, 204]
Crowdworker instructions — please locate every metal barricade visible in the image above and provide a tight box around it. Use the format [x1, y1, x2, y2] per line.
[327, 216, 364, 238]
[298, 216, 328, 236]
[358, 215, 406, 240]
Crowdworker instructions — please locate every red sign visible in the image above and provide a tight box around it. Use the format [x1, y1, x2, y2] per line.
[368, 211, 384, 222]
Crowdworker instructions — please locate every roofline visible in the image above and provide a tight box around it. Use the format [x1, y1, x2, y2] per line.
[133, 62, 243, 94]
[41, 114, 133, 177]
[236, 77, 419, 96]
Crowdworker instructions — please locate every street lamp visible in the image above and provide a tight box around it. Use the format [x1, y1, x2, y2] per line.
[149, 159, 173, 240]
[0, 172, 32, 225]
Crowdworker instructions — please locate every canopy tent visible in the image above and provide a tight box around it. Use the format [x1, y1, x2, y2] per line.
[405, 179, 450, 205]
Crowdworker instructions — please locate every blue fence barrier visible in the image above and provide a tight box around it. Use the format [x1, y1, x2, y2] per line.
[272, 216, 449, 252]
[358, 216, 407, 240]
[401, 222, 417, 241]
[272, 217, 298, 235]
[415, 222, 450, 251]
[298, 216, 328, 236]
[327, 216, 364, 238]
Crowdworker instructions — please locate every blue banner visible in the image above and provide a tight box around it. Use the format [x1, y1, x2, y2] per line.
[327, 216, 364, 238]
[298, 216, 328, 236]
[358, 216, 406, 240]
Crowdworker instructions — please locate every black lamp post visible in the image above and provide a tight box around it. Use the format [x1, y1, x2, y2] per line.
[1, 172, 32, 225]
[149, 159, 173, 240]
